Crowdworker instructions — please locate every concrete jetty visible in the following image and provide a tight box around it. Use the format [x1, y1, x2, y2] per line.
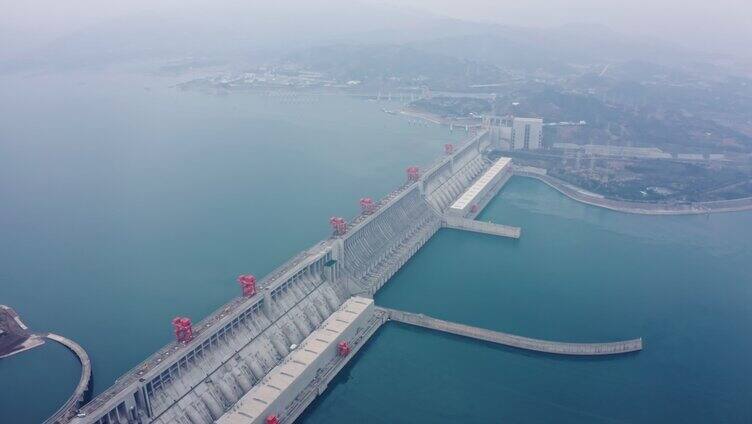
[381, 307, 642, 356]
[442, 215, 521, 239]
[44, 333, 93, 424]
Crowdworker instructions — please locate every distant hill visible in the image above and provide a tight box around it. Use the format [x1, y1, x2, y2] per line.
[0, 3, 478, 73]
[283, 44, 503, 90]
[410, 23, 703, 73]
[1, 4, 726, 77]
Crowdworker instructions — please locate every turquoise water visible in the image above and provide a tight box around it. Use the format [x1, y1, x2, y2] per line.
[301, 177, 752, 423]
[0, 71, 460, 423]
[2, 71, 751, 423]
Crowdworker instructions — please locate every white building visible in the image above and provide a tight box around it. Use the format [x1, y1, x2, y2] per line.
[448, 156, 512, 217]
[483, 115, 544, 150]
[511, 117, 543, 150]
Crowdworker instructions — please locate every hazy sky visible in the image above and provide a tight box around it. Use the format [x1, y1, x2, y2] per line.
[2, 0, 751, 56]
[396, 0, 752, 52]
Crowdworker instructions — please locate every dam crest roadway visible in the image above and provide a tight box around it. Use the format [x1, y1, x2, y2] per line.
[53, 130, 643, 424]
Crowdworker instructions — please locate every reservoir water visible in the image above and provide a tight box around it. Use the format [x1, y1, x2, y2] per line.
[1, 71, 751, 423]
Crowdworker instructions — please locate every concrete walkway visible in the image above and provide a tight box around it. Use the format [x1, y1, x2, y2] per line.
[380, 307, 642, 356]
[442, 215, 521, 239]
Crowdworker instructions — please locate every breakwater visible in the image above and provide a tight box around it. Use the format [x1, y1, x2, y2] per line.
[44, 334, 93, 424]
[382, 307, 642, 356]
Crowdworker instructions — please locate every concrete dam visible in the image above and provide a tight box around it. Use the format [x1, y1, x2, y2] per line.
[58, 131, 640, 424]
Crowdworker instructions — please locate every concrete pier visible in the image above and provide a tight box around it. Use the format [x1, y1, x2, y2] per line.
[442, 216, 521, 239]
[44, 333, 92, 424]
[381, 307, 642, 356]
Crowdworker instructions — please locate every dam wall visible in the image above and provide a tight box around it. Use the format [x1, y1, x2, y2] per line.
[68, 130, 510, 424]
[73, 247, 347, 424]
[422, 133, 494, 213]
[424, 156, 489, 212]
[338, 131, 500, 296]
[339, 185, 441, 296]
[217, 297, 380, 424]
[146, 280, 347, 424]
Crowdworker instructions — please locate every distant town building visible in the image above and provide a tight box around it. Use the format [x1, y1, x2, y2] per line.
[511, 117, 543, 150]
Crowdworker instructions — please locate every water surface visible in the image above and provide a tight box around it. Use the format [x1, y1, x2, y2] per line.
[301, 177, 752, 423]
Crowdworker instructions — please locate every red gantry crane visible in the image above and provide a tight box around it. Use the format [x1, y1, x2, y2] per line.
[359, 197, 376, 215]
[406, 166, 420, 183]
[337, 341, 351, 356]
[329, 216, 348, 236]
[265, 415, 279, 424]
[172, 317, 194, 343]
[237, 274, 257, 297]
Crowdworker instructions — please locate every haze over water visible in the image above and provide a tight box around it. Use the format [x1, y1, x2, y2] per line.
[2, 71, 751, 423]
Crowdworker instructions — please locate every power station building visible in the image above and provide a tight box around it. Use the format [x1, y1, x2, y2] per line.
[511, 117, 543, 150]
[447, 156, 512, 217]
[483, 115, 544, 151]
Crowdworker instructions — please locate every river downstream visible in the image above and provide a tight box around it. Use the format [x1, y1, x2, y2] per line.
[300, 176, 752, 423]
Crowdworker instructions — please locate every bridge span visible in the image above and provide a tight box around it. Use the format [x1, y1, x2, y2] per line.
[381, 307, 642, 356]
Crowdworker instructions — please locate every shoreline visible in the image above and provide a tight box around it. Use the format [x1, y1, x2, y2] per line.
[0, 305, 46, 359]
[515, 171, 752, 215]
[0, 335, 45, 359]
